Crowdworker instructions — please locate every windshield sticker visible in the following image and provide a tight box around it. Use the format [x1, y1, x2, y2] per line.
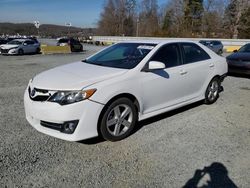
[137, 45, 154, 50]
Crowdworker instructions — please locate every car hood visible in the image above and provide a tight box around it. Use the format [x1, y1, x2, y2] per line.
[0, 44, 19, 49]
[32, 61, 128, 90]
[227, 52, 250, 61]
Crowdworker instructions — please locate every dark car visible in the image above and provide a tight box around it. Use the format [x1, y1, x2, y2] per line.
[57, 38, 83, 52]
[226, 43, 250, 75]
[0, 38, 8, 45]
[28, 37, 40, 44]
[199, 40, 224, 55]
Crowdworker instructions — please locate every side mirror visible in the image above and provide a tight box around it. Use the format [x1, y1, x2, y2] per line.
[148, 61, 166, 70]
[233, 50, 238, 53]
[23, 43, 27, 46]
[210, 43, 213, 47]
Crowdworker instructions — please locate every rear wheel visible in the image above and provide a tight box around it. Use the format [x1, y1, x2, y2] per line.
[99, 98, 137, 141]
[18, 49, 24, 55]
[218, 49, 223, 55]
[36, 48, 41, 54]
[204, 78, 220, 104]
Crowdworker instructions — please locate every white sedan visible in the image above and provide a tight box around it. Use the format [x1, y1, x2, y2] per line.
[24, 41, 228, 142]
[0, 39, 40, 55]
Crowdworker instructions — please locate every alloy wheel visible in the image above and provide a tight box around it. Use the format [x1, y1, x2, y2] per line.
[106, 104, 133, 137]
[207, 80, 219, 102]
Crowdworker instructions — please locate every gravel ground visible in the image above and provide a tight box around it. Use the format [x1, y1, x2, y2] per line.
[0, 47, 249, 188]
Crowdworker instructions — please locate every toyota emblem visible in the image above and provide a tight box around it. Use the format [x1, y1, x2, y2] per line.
[31, 89, 36, 98]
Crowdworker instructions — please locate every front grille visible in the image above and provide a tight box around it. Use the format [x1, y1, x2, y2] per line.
[28, 87, 51, 102]
[40, 121, 63, 131]
[1, 49, 9, 54]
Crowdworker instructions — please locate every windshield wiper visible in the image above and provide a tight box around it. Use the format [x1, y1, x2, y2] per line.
[82, 59, 103, 66]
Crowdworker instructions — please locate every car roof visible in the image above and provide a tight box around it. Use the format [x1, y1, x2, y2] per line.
[118, 40, 199, 45]
[12, 39, 32, 42]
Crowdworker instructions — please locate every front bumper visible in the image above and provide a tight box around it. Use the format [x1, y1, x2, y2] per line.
[0, 48, 18, 55]
[228, 66, 250, 75]
[24, 88, 104, 141]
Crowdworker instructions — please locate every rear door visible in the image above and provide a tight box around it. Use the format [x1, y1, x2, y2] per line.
[178, 42, 214, 99]
[24, 40, 35, 53]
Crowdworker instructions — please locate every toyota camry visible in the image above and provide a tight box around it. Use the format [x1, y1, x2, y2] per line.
[24, 41, 228, 142]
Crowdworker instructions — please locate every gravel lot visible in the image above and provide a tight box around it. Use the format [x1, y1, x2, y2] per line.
[0, 46, 249, 188]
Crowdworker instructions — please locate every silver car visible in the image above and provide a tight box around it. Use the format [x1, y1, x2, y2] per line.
[0, 39, 40, 55]
[199, 40, 224, 55]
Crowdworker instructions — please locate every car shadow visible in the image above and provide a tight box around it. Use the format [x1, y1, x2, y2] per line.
[152, 69, 170, 79]
[134, 100, 204, 134]
[183, 162, 238, 188]
[78, 136, 105, 145]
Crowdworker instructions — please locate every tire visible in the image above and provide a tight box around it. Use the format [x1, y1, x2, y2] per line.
[99, 98, 137, 142]
[18, 49, 24, 55]
[218, 49, 223, 55]
[204, 78, 220, 104]
[80, 45, 83, 52]
[36, 48, 41, 54]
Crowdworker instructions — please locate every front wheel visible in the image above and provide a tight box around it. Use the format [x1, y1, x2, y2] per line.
[99, 98, 137, 141]
[204, 78, 220, 104]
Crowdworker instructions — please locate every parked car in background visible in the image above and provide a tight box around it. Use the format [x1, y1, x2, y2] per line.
[57, 38, 83, 52]
[28, 37, 40, 44]
[199, 40, 224, 55]
[226, 43, 250, 75]
[24, 41, 227, 142]
[0, 38, 8, 45]
[0, 39, 41, 55]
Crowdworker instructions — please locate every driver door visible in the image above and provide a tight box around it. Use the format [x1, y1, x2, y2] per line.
[139, 43, 187, 114]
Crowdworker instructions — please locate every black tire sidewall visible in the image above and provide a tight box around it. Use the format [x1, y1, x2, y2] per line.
[100, 98, 137, 142]
[36, 48, 41, 54]
[205, 78, 220, 104]
[18, 49, 24, 55]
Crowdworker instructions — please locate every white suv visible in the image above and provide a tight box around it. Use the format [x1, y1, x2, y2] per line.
[24, 41, 227, 142]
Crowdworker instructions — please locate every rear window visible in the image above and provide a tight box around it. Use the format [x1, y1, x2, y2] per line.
[238, 44, 250, 53]
[213, 41, 222, 45]
[182, 43, 211, 64]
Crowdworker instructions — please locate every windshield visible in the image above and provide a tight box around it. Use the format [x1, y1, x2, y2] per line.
[8, 40, 22, 45]
[238, 44, 250, 53]
[85, 43, 156, 69]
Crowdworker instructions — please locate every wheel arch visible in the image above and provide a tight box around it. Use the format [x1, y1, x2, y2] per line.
[97, 93, 141, 136]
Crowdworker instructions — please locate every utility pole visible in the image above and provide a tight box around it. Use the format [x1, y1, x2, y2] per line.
[34, 21, 40, 37]
[65, 22, 72, 37]
[136, 18, 139, 37]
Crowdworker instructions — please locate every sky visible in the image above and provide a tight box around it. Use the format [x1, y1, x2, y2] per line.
[0, 0, 167, 28]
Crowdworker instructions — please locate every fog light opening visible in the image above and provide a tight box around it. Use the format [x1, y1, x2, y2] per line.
[61, 120, 79, 134]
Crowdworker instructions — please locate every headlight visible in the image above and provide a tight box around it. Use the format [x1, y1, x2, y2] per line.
[8, 47, 19, 53]
[48, 89, 96, 105]
[9, 47, 18, 50]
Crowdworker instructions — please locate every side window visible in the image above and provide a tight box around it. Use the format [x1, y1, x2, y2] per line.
[26, 41, 34, 45]
[151, 44, 180, 68]
[181, 43, 210, 64]
[213, 41, 217, 45]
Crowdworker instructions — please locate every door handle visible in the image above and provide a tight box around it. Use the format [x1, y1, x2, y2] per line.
[180, 70, 188, 75]
[209, 63, 215, 68]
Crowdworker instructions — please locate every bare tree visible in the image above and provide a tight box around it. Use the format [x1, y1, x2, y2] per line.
[161, 0, 184, 37]
[138, 0, 159, 36]
[98, 0, 118, 35]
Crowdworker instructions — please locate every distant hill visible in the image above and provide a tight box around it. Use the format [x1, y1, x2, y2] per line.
[0, 22, 97, 38]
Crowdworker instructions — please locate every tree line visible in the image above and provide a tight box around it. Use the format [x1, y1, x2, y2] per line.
[97, 0, 250, 39]
[0, 23, 97, 38]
